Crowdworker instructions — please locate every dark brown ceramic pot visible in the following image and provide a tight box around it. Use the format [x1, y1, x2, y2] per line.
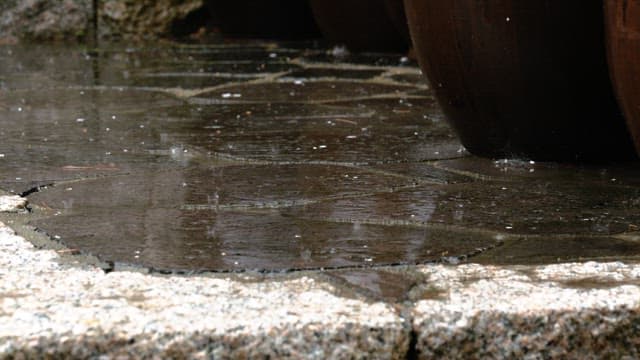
[308, 0, 410, 52]
[206, 0, 320, 39]
[404, 0, 637, 161]
[605, 0, 640, 156]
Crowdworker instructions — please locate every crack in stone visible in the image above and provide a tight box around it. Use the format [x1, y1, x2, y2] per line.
[19, 183, 55, 197]
[18, 172, 132, 198]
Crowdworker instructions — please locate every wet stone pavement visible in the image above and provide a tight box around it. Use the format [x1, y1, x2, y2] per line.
[2, 43, 640, 274]
[4, 42, 640, 358]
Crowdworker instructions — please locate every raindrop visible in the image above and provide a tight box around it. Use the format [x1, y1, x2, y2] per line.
[330, 45, 349, 58]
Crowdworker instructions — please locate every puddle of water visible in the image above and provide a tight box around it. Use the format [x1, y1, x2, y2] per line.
[2, 43, 640, 272]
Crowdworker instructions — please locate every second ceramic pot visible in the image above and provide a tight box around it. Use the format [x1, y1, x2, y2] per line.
[404, 0, 636, 161]
[308, 0, 410, 52]
[605, 0, 640, 156]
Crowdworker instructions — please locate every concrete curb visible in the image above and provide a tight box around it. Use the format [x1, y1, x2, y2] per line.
[2, 195, 640, 358]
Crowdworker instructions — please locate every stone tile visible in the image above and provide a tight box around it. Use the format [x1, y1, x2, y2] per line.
[435, 156, 640, 185]
[29, 164, 413, 209]
[386, 72, 428, 85]
[369, 163, 473, 185]
[26, 162, 502, 270]
[174, 98, 463, 163]
[471, 236, 640, 265]
[283, 68, 385, 80]
[298, 182, 640, 237]
[303, 52, 415, 67]
[30, 207, 499, 271]
[427, 181, 640, 236]
[0, 87, 186, 192]
[193, 80, 417, 104]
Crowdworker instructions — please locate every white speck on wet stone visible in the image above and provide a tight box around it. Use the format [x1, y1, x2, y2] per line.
[0, 195, 27, 213]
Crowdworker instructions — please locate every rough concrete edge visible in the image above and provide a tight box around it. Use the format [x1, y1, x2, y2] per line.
[414, 306, 640, 359]
[412, 263, 640, 359]
[5, 192, 640, 359]
[0, 195, 410, 359]
[2, 325, 410, 359]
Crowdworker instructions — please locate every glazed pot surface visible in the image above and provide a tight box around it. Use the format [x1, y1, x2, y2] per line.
[605, 0, 640, 156]
[308, 0, 409, 52]
[405, 0, 636, 161]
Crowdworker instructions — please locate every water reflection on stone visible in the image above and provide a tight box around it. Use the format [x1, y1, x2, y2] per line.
[2, 43, 640, 271]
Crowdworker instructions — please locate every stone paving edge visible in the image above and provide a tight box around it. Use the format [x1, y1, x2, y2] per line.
[2, 195, 640, 358]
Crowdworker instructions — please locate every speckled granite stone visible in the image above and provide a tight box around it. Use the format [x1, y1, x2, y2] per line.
[412, 263, 640, 359]
[3, 196, 640, 357]
[0, 218, 408, 359]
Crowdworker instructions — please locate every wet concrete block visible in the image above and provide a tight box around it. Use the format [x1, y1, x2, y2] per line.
[0, 221, 408, 359]
[412, 263, 640, 358]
